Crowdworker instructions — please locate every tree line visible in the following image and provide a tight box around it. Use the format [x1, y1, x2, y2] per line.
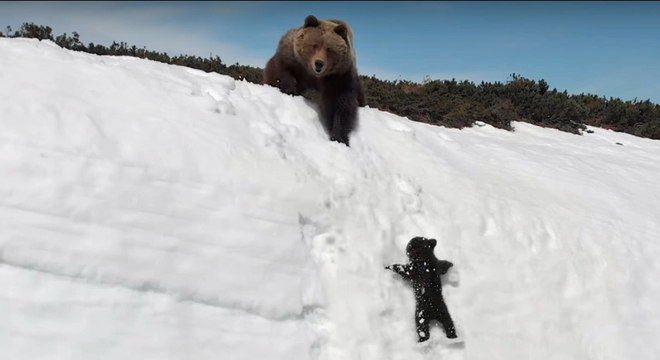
[3, 22, 659, 140]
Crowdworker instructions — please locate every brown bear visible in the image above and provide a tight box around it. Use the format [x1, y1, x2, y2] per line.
[264, 15, 365, 146]
[386, 237, 457, 342]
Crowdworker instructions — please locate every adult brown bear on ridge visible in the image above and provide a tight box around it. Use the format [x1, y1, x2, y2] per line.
[263, 15, 366, 146]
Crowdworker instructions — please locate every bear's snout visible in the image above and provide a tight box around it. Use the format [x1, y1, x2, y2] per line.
[314, 60, 325, 73]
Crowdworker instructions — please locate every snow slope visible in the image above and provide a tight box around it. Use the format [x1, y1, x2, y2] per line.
[1, 37, 659, 360]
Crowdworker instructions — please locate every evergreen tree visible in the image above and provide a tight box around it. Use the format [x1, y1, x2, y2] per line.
[13, 22, 53, 40]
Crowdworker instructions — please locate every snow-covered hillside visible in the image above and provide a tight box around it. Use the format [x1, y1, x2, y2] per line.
[1, 37, 659, 360]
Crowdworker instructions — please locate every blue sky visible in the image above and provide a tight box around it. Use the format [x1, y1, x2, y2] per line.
[2, 1, 659, 103]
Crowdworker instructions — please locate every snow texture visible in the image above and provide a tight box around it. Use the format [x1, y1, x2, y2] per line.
[1, 38, 660, 360]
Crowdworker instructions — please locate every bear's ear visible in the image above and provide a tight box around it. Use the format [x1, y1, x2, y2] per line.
[304, 15, 319, 28]
[334, 24, 349, 42]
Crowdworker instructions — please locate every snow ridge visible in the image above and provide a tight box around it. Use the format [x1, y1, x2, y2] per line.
[2, 38, 660, 360]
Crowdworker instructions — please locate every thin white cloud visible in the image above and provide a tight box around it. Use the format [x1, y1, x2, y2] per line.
[0, 2, 269, 67]
[359, 65, 506, 85]
[576, 76, 660, 103]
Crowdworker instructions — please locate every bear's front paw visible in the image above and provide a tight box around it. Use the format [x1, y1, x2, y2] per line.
[330, 134, 349, 146]
[446, 268, 459, 286]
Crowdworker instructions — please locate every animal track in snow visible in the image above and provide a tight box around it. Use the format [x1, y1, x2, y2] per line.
[328, 179, 356, 206]
[382, 113, 415, 135]
[395, 174, 422, 213]
[189, 80, 237, 115]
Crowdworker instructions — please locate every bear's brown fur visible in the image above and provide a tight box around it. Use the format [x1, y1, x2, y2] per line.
[264, 15, 365, 146]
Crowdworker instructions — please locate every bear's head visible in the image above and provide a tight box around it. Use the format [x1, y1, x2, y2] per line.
[406, 237, 437, 262]
[294, 15, 354, 77]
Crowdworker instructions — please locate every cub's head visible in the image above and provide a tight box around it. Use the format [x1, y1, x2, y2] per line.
[406, 237, 438, 262]
[294, 15, 354, 77]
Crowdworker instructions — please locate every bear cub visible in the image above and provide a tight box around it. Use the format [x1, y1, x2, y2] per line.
[386, 237, 457, 342]
[264, 15, 365, 146]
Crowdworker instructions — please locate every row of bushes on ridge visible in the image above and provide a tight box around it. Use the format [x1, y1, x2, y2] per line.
[3, 22, 659, 140]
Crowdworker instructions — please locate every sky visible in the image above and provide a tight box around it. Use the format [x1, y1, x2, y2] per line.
[1, 1, 659, 103]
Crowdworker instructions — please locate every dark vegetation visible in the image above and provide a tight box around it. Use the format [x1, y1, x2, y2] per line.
[3, 22, 659, 140]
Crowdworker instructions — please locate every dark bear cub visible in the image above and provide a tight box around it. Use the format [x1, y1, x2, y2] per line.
[386, 237, 457, 342]
[263, 15, 365, 146]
